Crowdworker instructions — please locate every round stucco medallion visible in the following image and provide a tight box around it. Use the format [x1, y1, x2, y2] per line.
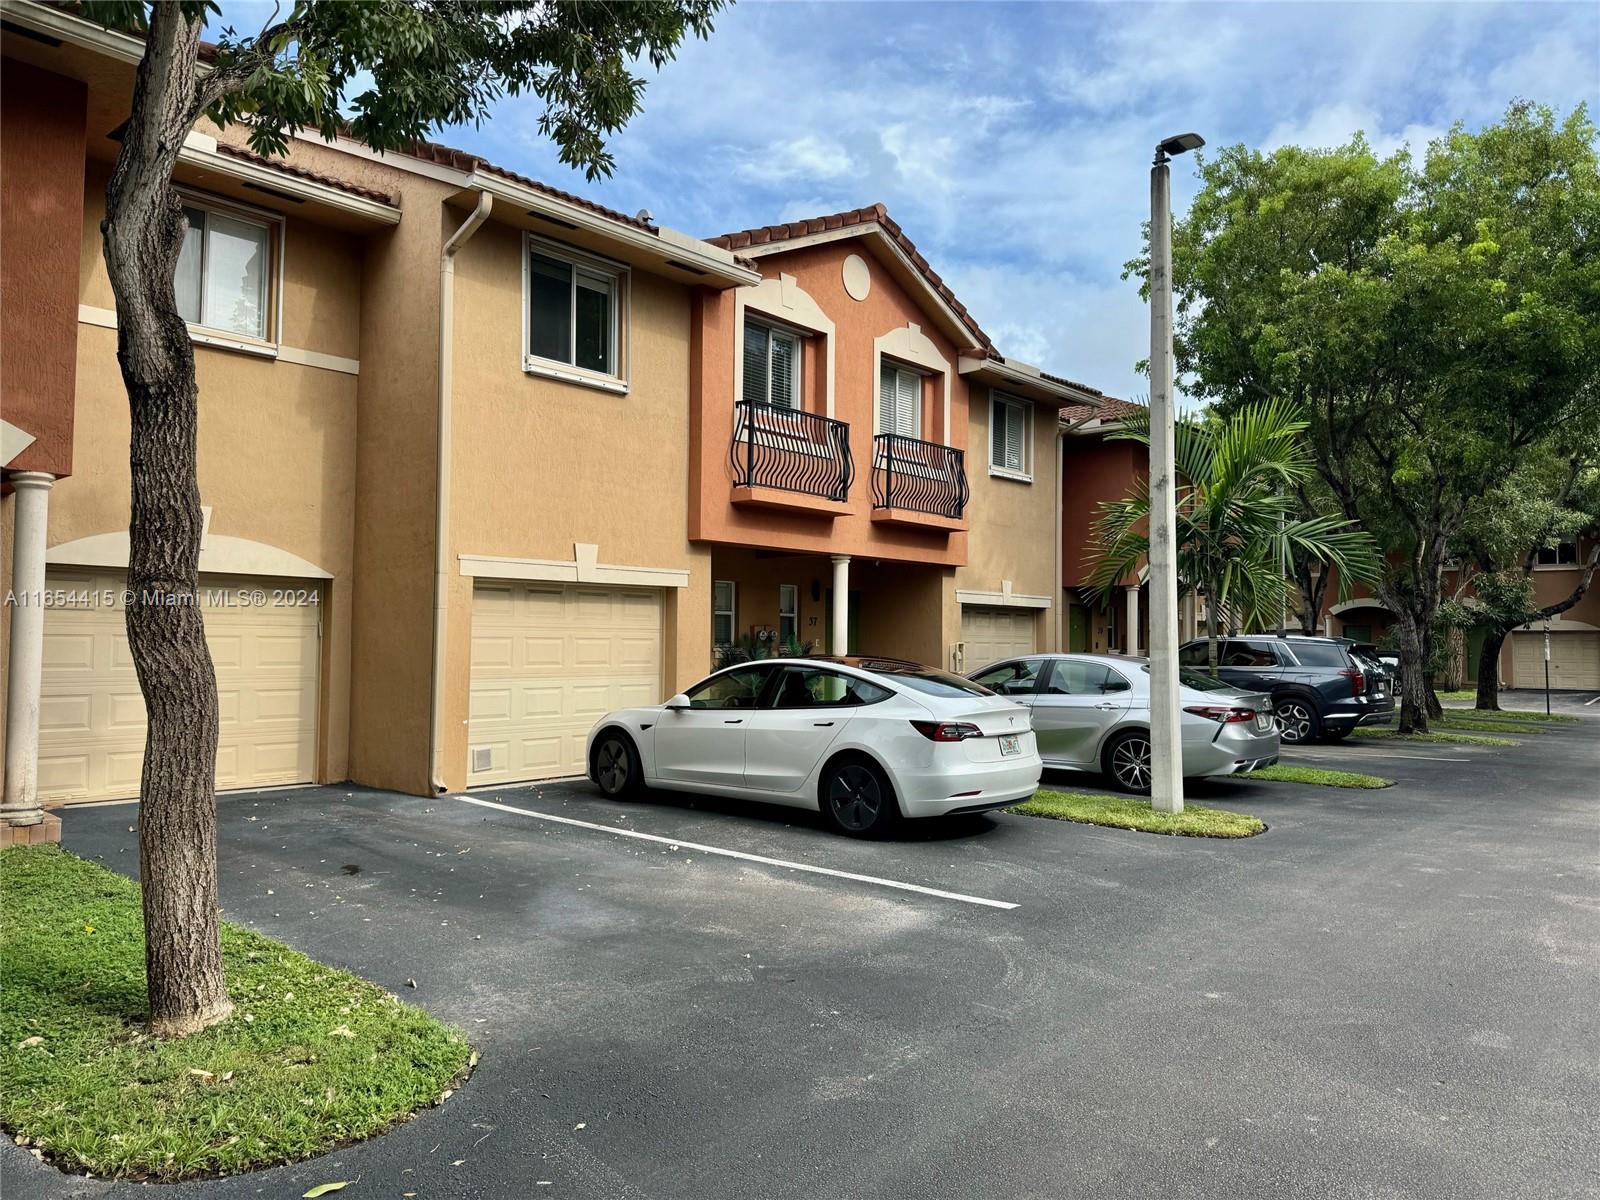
[842, 253, 871, 301]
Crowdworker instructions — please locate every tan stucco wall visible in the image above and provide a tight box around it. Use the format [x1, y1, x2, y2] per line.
[340, 182, 453, 795]
[432, 217, 711, 792]
[955, 393, 1061, 652]
[34, 162, 365, 784]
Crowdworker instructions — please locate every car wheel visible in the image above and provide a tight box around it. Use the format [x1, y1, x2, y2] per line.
[1275, 699, 1320, 744]
[821, 758, 898, 837]
[1104, 730, 1153, 794]
[590, 730, 642, 798]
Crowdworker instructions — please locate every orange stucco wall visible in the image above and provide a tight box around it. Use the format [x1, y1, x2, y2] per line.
[1, 57, 86, 478]
[689, 239, 971, 566]
[1061, 436, 1144, 587]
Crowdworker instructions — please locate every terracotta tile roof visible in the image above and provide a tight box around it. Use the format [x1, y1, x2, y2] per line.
[392, 136, 659, 233]
[707, 204, 991, 349]
[1061, 395, 1145, 426]
[983, 351, 1104, 399]
[214, 142, 399, 207]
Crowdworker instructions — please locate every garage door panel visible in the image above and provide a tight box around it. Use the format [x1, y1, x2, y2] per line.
[38, 570, 320, 802]
[1513, 630, 1600, 690]
[469, 581, 663, 786]
[107, 691, 148, 731]
[961, 606, 1037, 669]
[43, 632, 97, 672]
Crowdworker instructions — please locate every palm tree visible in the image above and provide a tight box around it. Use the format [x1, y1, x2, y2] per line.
[1085, 398, 1380, 671]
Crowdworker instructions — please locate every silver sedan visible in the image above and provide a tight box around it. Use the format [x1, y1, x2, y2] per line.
[968, 653, 1280, 793]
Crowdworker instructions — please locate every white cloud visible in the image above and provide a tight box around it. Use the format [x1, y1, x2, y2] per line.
[734, 135, 854, 184]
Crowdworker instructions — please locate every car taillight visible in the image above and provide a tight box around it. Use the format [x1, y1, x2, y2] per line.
[1183, 705, 1256, 724]
[910, 720, 983, 742]
[1340, 668, 1366, 695]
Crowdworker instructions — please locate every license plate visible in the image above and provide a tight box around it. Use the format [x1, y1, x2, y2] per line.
[1255, 713, 1273, 732]
[998, 734, 1020, 756]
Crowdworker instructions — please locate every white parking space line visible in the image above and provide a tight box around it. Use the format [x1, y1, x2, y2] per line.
[454, 793, 1020, 911]
[1284, 750, 1472, 764]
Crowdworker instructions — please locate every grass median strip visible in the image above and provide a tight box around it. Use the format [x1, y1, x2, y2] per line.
[1353, 727, 1517, 747]
[1, 847, 472, 1182]
[1242, 764, 1393, 789]
[1010, 790, 1264, 838]
[1440, 709, 1577, 725]
[1433, 716, 1549, 735]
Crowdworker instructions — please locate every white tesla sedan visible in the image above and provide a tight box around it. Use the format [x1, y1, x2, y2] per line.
[585, 657, 1041, 836]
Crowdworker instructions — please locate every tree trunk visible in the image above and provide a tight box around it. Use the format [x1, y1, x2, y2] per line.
[1474, 627, 1508, 711]
[1387, 603, 1431, 733]
[103, 7, 231, 1038]
[1205, 581, 1219, 672]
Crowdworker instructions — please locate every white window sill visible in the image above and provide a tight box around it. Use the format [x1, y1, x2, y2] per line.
[988, 465, 1033, 483]
[188, 327, 278, 360]
[523, 356, 628, 395]
[1532, 564, 1581, 571]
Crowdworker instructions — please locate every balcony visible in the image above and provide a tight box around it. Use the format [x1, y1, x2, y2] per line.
[871, 433, 969, 530]
[729, 401, 854, 517]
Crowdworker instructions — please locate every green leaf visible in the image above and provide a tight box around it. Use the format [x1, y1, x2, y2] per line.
[303, 1185, 350, 1198]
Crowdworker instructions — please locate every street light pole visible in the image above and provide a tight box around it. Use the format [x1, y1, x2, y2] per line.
[1148, 133, 1202, 816]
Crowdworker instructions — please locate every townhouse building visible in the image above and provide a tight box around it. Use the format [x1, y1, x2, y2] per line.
[0, 2, 1094, 827]
[1059, 401, 1598, 690]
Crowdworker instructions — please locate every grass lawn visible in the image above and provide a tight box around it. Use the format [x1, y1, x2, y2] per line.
[1353, 727, 1517, 747]
[1432, 715, 1550, 735]
[1242, 764, 1393, 789]
[1010, 789, 1264, 838]
[1439, 708, 1577, 725]
[0, 847, 472, 1182]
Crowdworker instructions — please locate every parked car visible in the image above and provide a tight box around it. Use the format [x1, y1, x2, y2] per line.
[1177, 635, 1396, 744]
[586, 657, 1041, 837]
[967, 653, 1279, 793]
[1351, 642, 1403, 689]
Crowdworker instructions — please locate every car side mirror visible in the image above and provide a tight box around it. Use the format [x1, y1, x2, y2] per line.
[664, 693, 691, 711]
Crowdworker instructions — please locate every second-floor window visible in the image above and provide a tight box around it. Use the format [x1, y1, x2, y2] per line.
[990, 393, 1030, 478]
[743, 319, 800, 408]
[1536, 541, 1579, 567]
[527, 240, 621, 377]
[878, 362, 922, 438]
[176, 201, 272, 341]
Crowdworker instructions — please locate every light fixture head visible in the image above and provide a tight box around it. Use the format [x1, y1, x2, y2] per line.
[1157, 132, 1206, 158]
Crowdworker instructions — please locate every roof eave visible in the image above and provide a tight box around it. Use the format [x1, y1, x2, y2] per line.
[467, 172, 759, 289]
[959, 355, 1102, 406]
[737, 223, 984, 352]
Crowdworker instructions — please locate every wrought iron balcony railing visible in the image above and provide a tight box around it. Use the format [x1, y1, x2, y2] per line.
[871, 433, 969, 519]
[730, 402, 853, 503]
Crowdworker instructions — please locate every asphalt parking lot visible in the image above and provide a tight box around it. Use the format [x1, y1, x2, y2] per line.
[6, 709, 1598, 1200]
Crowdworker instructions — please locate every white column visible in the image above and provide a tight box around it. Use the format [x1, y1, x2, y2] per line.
[831, 555, 850, 655]
[1124, 584, 1141, 657]
[3, 472, 55, 828]
[1181, 593, 1197, 642]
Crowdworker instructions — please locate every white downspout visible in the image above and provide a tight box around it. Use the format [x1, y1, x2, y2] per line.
[1053, 425, 1065, 651]
[429, 192, 493, 794]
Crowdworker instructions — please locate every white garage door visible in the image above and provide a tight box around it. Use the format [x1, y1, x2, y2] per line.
[1512, 630, 1600, 690]
[468, 582, 662, 787]
[38, 568, 321, 802]
[962, 606, 1037, 671]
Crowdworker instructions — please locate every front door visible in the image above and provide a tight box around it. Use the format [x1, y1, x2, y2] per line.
[654, 665, 773, 787]
[1028, 659, 1135, 766]
[1068, 603, 1090, 653]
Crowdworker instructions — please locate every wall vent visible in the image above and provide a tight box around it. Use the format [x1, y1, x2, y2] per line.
[471, 747, 493, 773]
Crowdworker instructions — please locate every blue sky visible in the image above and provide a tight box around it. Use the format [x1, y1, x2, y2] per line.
[226, 1, 1598, 402]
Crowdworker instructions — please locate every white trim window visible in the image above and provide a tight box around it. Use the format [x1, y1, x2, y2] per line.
[877, 361, 922, 438]
[176, 198, 276, 342]
[990, 392, 1030, 480]
[1535, 541, 1580, 568]
[524, 235, 625, 381]
[713, 580, 737, 647]
[743, 318, 801, 409]
[778, 583, 799, 644]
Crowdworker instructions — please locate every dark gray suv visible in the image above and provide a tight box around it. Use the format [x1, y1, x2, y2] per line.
[1177, 635, 1396, 744]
